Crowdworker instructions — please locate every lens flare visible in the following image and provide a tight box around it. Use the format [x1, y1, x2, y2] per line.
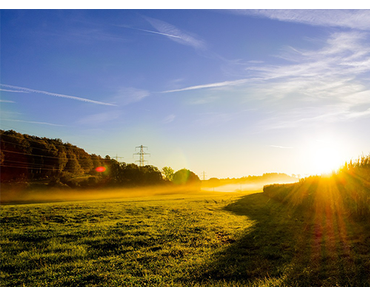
[95, 166, 106, 172]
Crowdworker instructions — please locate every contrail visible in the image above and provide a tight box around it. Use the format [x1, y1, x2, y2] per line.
[131, 26, 183, 40]
[119, 17, 205, 50]
[0, 84, 116, 106]
[0, 88, 29, 93]
[1, 118, 65, 127]
[161, 78, 250, 93]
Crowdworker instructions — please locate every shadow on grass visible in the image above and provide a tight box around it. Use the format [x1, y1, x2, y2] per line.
[189, 193, 370, 286]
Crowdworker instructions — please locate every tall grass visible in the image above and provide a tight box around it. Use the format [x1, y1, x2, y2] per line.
[263, 154, 370, 219]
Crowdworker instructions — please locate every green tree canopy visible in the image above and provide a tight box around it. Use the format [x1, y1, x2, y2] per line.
[162, 166, 174, 181]
[172, 169, 200, 186]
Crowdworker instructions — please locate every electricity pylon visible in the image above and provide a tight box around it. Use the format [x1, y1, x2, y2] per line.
[114, 155, 124, 164]
[133, 145, 150, 167]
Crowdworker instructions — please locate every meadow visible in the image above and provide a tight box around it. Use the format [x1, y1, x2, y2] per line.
[1, 187, 370, 287]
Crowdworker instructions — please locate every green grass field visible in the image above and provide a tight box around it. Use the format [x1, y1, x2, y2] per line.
[1, 189, 370, 287]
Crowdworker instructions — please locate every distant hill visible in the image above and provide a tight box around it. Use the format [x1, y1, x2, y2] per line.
[202, 173, 299, 188]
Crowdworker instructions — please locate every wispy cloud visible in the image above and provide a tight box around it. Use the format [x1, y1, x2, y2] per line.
[249, 31, 370, 80]
[78, 111, 122, 125]
[163, 30, 370, 128]
[1, 118, 65, 127]
[162, 114, 176, 124]
[248, 32, 370, 111]
[187, 95, 218, 105]
[234, 10, 370, 31]
[0, 84, 116, 106]
[257, 104, 362, 131]
[0, 100, 16, 103]
[344, 106, 370, 119]
[60, 27, 129, 44]
[143, 16, 206, 50]
[111, 87, 150, 106]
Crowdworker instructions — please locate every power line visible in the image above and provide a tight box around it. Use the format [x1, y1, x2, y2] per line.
[1, 159, 55, 167]
[0, 160, 90, 170]
[0, 149, 101, 161]
[1, 138, 86, 153]
[1, 138, 116, 160]
[0, 149, 67, 160]
[113, 154, 125, 164]
[133, 145, 150, 167]
[0, 164, 59, 171]
[0, 128, 115, 154]
[1, 131, 112, 157]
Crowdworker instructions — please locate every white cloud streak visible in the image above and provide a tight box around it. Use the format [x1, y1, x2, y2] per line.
[143, 16, 206, 50]
[111, 87, 150, 105]
[1, 118, 65, 127]
[162, 114, 176, 124]
[162, 78, 251, 93]
[165, 30, 370, 127]
[234, 9, 370, 31]
[0, 88, 29, 93]
[248, 32, 370, 104]
[78, 111, 122, 125]
[0, 84, 116, 106]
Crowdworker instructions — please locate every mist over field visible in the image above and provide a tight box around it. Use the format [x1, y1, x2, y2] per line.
[1, 7, 370, 287]
[1, 130, 370, 287]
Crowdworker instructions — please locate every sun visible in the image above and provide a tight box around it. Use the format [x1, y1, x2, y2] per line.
[311, 145, 342, 175]
[304, 135, 347, 176]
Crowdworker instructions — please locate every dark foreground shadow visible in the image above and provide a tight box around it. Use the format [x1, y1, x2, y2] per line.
[188, 193, 370, 286]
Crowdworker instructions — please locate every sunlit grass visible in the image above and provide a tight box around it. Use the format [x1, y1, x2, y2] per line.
[1, 188, 370, 286]
[260, 158, 370, 286]
[0, 191, 253, 286]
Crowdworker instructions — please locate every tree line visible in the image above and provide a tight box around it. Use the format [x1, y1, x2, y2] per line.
[202, 172, 298, 188]
[0, 130, 200, 189]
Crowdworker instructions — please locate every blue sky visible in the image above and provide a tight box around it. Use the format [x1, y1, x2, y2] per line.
[1, 7, 370, 178]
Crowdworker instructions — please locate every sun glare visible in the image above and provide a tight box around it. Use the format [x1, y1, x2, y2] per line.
[308, 138, 345, 175]
[312, 146, 341, 175]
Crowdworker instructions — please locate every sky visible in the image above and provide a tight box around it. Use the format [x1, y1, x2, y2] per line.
[1, 5, 370, 178]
